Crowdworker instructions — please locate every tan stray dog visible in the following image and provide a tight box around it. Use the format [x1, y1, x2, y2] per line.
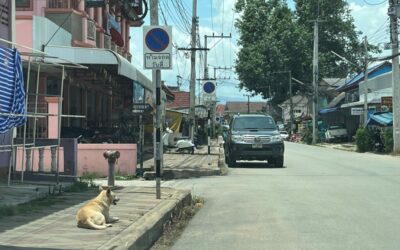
[76, 186, 120, 230]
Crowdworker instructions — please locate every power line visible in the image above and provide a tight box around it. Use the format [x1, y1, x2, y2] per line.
[363, 0, 387, 5]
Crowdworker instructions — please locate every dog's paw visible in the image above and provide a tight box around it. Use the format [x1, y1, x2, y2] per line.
[106, 224, 113, 227]
[109, 217, 119, 223]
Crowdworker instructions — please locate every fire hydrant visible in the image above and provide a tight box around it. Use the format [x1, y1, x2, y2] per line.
[103, 150, 120, 187]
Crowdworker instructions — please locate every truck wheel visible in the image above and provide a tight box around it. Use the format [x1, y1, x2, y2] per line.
[227, 157, 236, 168]
[275, 156, 284, 168]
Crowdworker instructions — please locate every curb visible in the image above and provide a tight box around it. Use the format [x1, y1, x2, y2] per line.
[218, 145, 229, 175]
[99, 189, 192, 250]
[143, 168, 221, 180]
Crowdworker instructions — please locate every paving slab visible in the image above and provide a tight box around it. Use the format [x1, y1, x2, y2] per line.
[0, 186, 191, 250]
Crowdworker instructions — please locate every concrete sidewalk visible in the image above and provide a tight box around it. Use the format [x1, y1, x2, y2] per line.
[0, 186, 191, 250]
[0, 138, 227, 249]
[142, 137, 228, 179]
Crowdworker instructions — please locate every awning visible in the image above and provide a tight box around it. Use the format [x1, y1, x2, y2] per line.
[340, 97, 381, 108]
[367, 112, 393, 126]
[44, 45, 152, 90]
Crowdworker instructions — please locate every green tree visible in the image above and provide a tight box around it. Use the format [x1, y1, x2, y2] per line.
[295, 0, 364, 78]
[234, 0, 365, 105]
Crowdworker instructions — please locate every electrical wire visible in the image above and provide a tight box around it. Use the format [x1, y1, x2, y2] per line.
[366, 17, 389, 40]
[363, 0, 387, 5]
[159, 3, 168, 25]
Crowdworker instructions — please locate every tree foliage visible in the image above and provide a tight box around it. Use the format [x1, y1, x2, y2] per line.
[234, 0, 364, 105]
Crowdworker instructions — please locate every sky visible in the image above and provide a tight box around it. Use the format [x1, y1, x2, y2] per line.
[130, 0, 391, 103]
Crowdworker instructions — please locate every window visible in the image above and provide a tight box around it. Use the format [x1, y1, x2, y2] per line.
[233, 117, 276, 130]
[16, 0, 32, 10]
[47, 77, 60, 95]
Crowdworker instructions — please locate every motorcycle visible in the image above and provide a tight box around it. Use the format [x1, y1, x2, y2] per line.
[371, 128, 384, 153]
[163, 128, 196, 154]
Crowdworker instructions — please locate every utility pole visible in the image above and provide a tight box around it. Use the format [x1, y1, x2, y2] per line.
[204, 34, 232, 79]
[289, 71, 294, 135]
[363, 36, 369, 126]
[150, 0, 161, 199]
[189, 0, 197, 141]
[389, 0, 400, 154]
[312, 20, 319, 145]
[246, 95, 250, 114]
[203, 35, 231, 138]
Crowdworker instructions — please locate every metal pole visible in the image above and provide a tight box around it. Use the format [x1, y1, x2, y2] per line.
[363, 36, 369, 126]
[155, 70, 161, 199]
[204, 35, 208, 79]
[247, 95, 250, 114]
[31, 63, 41, 171]
[7, 128, 15, 186]
[208, 108, 210, 155]
[56, 66, 65, 185]
[312, 21, 319, 145]
[189, 0, 197, 141]
[389, 0, 400, 153]
[289, 71, 294, 134]
[150, 0, 162, 199]
[139, 115, 144, 170]
[21, 57, 32, 183]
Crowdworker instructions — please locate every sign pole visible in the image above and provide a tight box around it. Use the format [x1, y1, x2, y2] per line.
[208, 108, 211, 155]
[155, 70, 161, 199]
[150, 0, 161, 199]
[139, 114, 144, 171]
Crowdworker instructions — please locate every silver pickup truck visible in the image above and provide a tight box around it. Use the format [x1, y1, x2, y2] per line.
[325, 125, 348, 142]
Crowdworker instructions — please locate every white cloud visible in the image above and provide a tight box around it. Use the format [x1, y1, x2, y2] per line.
[349, 2, 389, 44]
[128, 1, 394, 102]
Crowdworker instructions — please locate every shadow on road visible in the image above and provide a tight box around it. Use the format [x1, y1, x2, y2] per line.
[230, 161, 286, 169]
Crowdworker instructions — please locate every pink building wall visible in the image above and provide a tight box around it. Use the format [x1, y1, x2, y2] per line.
[77, 144, 137, 177]
[15, 19, 33, 53]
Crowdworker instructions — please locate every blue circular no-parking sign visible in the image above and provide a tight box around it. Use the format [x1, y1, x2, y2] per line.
[145, 28, 170, 52]
[203, 81, 216, 94]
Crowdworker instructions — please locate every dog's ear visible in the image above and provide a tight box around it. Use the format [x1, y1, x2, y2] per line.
[107, 188, 111, 195]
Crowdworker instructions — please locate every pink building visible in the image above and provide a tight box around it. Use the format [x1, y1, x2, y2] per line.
[10, 0, 152, 178]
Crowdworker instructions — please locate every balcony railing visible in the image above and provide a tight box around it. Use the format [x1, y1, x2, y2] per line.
[104, 34, 111, 49]
[87, 19, 96, 41]
[47, 0, 79, 9]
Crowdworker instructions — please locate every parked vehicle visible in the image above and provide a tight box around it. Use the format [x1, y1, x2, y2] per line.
[289, 133, 302, 142]
[279, 131, 289, 140]
[224, 114, 284, 167]
[325, 125, 348, 142]
[163, 128, 196, 154]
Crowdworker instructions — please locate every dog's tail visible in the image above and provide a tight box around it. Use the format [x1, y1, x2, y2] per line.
[77, 219, 109, 230]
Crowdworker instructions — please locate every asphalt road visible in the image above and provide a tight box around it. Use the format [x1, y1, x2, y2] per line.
[164, 142, 400, 250]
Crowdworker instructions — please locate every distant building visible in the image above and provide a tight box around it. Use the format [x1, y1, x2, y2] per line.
[224, 101, 267, 115]
[279, 95, 310, 124]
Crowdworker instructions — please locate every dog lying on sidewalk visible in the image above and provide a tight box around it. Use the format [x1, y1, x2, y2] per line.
[76, 186, 120, 230]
